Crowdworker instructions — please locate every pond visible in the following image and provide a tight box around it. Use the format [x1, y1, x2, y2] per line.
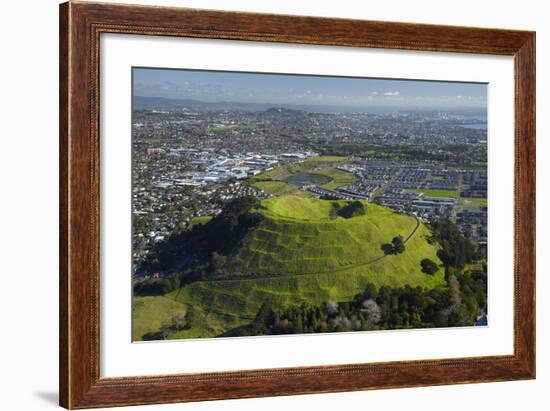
[285, 173, 332, 187]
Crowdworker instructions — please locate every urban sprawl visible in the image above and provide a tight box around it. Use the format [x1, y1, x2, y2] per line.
[132, 104, 487, 275]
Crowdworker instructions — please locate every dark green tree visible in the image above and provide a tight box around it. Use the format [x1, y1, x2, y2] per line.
[337, 201, 366, 218]
[381, 243, 394, 255]
[391, 235, 405, 254]
[420, 258, 439, 275]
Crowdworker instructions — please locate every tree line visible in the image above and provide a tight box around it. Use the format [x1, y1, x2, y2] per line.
[227, 263, 486, 338]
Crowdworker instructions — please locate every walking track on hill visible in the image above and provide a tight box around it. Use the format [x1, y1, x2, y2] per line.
[201, 215, 421, 283]
[170, 215, 422, 326]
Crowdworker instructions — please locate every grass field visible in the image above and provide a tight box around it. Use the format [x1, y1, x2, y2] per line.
[168, 304, 247, 340]
[134, 194, 446, 340]
[132, 295, 247, 340]
[317, 168, 356, 189]
[132, 296, 188, 341]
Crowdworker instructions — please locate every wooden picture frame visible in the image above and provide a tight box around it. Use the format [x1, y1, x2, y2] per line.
[59, 1, 535, 408]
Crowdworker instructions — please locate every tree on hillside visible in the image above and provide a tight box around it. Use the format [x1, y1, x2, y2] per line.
[392, 235, 405, 254]
[381, 235, 406, 255]
[381, 243, 394, 255]
[364, 283, 378, 300]
[421, 258, 439, 275]
[337, 200, 366, 218]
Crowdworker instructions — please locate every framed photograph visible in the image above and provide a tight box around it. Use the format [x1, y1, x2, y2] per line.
[59, 1, 535, 408]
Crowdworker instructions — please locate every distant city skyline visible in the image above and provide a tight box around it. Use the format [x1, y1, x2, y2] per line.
[133, 67, 487, 110]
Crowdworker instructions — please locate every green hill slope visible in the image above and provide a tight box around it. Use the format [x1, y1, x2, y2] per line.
[221, 196, 423, 279]
[135, 195, 445, 340]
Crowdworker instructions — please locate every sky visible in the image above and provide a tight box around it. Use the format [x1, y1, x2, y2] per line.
[133, 67, 487, 110]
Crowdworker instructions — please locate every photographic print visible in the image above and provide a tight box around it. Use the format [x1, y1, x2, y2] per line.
[59, 5, 535, 406]
[131, 68, 488, 342]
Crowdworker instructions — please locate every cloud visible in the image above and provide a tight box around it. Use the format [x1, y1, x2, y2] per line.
[370, 91, 378, 95]
[383, 91, 400, 96]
